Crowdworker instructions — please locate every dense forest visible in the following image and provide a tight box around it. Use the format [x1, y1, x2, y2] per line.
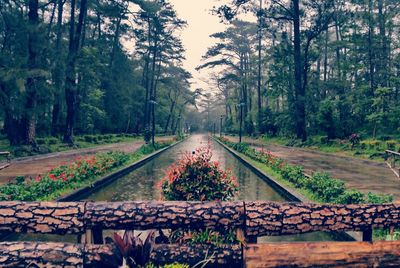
[204, 0, 400, 141]
[1, 0, 399, 149]
[0, 0, 198, 146]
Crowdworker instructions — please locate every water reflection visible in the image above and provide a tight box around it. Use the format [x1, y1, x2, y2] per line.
[87, 134, 285, 202]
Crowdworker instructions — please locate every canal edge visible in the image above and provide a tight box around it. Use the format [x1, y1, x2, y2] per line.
[58, 137, 187, 202]
[213, 136, 359, 242]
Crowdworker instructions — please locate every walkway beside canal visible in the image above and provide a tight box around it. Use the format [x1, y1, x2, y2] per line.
[224, 136, 400, 200]
[0, 137, 173, 184]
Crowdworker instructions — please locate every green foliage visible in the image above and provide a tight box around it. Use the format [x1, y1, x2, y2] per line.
[0, 0, 195, 147]
[146, 264, 189, 268]
[190, 229, 237, 246]
[366, 192, 393, 203]
[306, 173, 346, 203]
[334, 190, 365, 204]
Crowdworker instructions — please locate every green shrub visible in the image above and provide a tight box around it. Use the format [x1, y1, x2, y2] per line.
[359, 142, 367, 150]
[232, 142, 250, 153]
[320, 136, 330, 144]
[378, 135, 392, 141]
[83, 135, 98, 143]
[386, 140, 397, 150]
[280, 165, 306, 187]
[190, 229, 236, 245]
[334, 189, 365, 204]
[161, 146, 238, 202]
[36, 138, 46, 145]
[367, 192, 393, 203]
[367, 140, 381, 150]
[47, 137, 59, 145]
[307, 173, 346, 203]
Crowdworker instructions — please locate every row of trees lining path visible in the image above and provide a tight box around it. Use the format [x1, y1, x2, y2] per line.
[0, 0, 199, 147]
[204, 0, 400, 141]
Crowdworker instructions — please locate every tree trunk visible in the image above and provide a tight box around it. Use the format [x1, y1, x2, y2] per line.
[257, 0, 263, 125]
[293, 0, 306, 141]
[51, 0, 65, 137]
[367, 0, 375, 95]
[24, 0, 40, 146]
[63, 0, 87, 144]
[377, 0, 388, 87]
[164, 99, 176, 134]
[333, 1, 341, 79]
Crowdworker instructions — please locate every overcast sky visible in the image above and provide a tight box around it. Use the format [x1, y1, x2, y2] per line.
[169, 0, 228, 93]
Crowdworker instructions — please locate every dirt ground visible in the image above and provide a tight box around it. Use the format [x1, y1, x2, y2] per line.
[225, 136, 400, 200]
[0, 136, 173, 184]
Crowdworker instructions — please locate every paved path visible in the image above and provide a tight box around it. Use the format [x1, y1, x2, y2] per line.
[225, 136, 400, 200]
[0, 137, 173, 184]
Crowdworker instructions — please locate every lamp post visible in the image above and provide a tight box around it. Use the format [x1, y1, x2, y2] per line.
[149, 99, 157, 147]
[177, 116, 181, 136]
[238, 102, 245, 143]
[220, 115, 224, 138]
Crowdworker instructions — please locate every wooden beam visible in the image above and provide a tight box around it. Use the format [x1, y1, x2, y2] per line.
[85, 201, 245, 231]
[1, 241, 400, 267]
[150, 244, 242, 267]
[0, 202, 85, 235]
[244, 241, 400, 268]
[1, 201, 400, 237]
[245, 201, 400, 236]
[0, 242, 122, 267]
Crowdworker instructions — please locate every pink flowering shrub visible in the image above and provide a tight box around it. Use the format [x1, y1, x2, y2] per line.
[161, 145, 238, 201]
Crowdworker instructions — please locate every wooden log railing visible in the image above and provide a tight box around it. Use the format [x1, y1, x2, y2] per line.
[0, 242, 121, 268]
[2, 201, 400, 236]
[2, 201, 400, 267]
[386, 150, 400, 178]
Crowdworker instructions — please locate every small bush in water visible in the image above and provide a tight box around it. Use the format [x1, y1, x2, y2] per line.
[160, 145, 238, 201]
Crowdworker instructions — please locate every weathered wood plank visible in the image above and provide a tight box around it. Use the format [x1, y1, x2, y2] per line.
[0, 242, 122, 268]
[150, 244, 242, 267]
[246, 201, 400, 236]
[84, 201, 245, 231]
[0, 202, 85, 234]
[2, 241, 400, 267]
[244, 241, 400, 268]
